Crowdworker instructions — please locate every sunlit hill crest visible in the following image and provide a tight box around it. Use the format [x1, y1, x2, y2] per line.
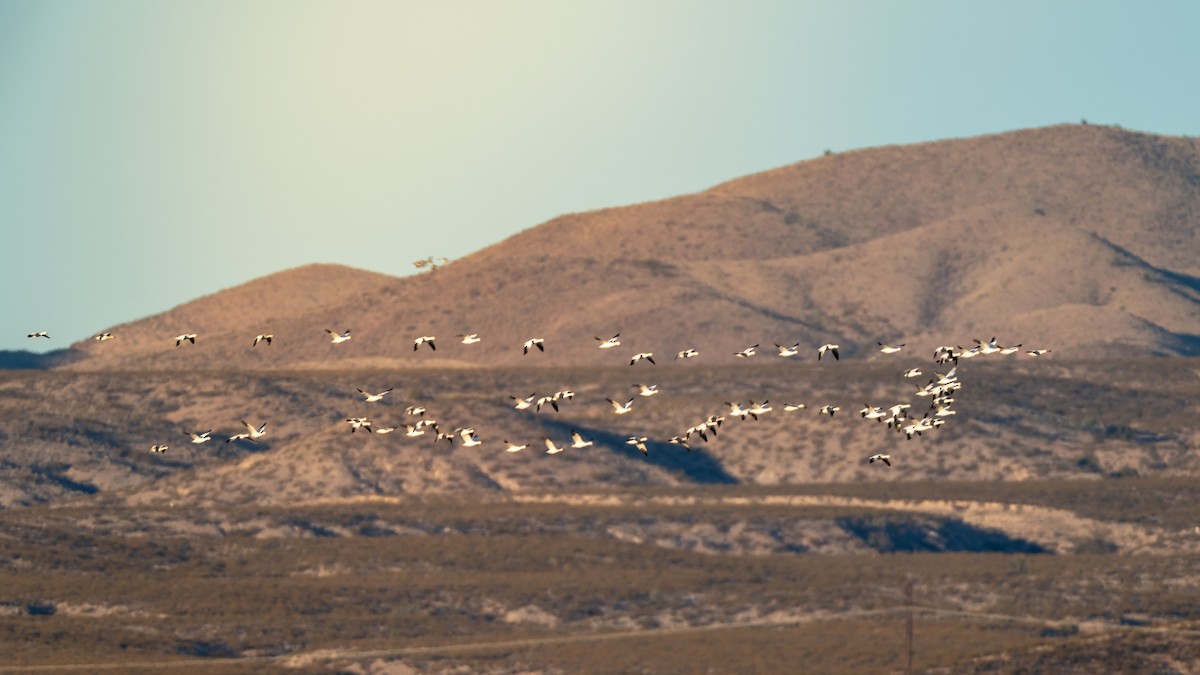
[59, 123, 1200, 371]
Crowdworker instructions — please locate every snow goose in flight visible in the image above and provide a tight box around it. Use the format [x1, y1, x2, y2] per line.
[346, 417, 373, 433]
[818, 404, 840, 416]
[458, 334, 481, 344]
[358, 388, 392, 403]
[553, 389, 575, 401]
[860, 405, 887, 420]
[523, 338, 545, 354]
[734, 344, 759, 358]
[326, 329, 352, 344]
[626, 435, 650, 456]
[933, 406, 957, 418]
[413, 336, 436, 351]
[595, 333, 621, 349]
[868, 453, 891, 467]
[633, 383, 660, 397]
[747, 400, 773, 420]
[570, 430, 594, 449]
[878, 342, 905, 354]
[543, 437, 565, 455]
[668, 435, 691, 451]
[504, 440, 528, 453]
[405, 406, 427, 417]
[404, 424, 427, 438]
[93, 332, 115, 341]
[974, 337, 1001, 355]
[903, 368, 923, 378]
[174, 333, 197, 347]
[817, 343, 839, 361]
[675, 348, 699, 360]
[510, 393, 537, 410]
[535, 395, 559, 412]
[227, 420, 267, 442]
[183, 430, 213, 444]
[607, 397, 635, 414]
[28, 331, 50, 339]
[253, 334, 273, 347]
[774, 343, 800, 357]
[726, 401, 750, 420]
[783, 403, 807, 412]
[999, 343, 1022, 355]
[458, 428, 482, 447]
[149, 444, 169, 454]
[1026, 348, 1052, 356]
[374, 426, 397, 435]
[629, 352, 655, 365]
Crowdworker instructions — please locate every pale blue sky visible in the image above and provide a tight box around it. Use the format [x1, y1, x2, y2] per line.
[3, 1, 1199, 352]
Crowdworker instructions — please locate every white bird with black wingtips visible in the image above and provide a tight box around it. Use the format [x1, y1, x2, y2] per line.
[174, 333, 197, 347]
[184, 430, 213, 444]
[868, 453, 891, 467]
[524, 338, 545, 354]
[630, 352, 655, 365]
[818, 343, 839, 361]
[607, 397, 635, 414]
[358, 388, 392, 403]
[326, 329, 352, 344]
[595, 334, 621, 349]
[413, 336, 436, 351]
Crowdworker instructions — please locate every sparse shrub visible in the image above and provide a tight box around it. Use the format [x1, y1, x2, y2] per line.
[1108, 466, 1139, 479]
[1072, 535, 1118, 555]
[1075, 455, 1103, 474]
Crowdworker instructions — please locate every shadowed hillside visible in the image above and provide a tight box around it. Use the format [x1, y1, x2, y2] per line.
[53, 123, 1200, 371]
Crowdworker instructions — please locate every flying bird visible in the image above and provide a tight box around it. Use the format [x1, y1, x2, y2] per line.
[326, 329, 352, 344]
[626, 435, 649, 456]
[503, 440, 528, 453]
[226, 420, 267, 442]
[93, 332, 114, 341]
[818, 343, 839, 361]
[607, 397, 635, 414]
[183, 430, 213, 444]
[902, 368, 923, 378]
[570, 430, 594, 449]
[734, 344, 759, 358]
[629, 352, 655, 365]
[633, 383, 660, 397]
[868, 453, 892, 467]
[523, 338, 545, 354]
[149, 444, 169, 454]
[595, 334, 621, 349]
[676, 348, 699, 360]
[510, 394, 538, 410]
[346, 417, 373, 433]
[27, 332, 49, 339]
[458, 334, 481, 344]
[253, 334, 273, 347]
[413, 336, 436, 351]
[878, 342, 905, 354]
[543, 437, 565, 455]
[774, 343, 801, 357]
[358, 388, 393, 403]
[174, 333, 197, 347]
[818, 405, 840, 416]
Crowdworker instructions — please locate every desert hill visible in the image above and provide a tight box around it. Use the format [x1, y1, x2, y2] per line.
[55, 123, 1200, 371]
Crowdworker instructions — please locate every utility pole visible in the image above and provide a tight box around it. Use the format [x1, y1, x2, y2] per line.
[905, 578, 914, 675]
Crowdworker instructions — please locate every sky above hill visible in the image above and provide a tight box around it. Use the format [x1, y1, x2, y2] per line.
[3, 1, 1199, 352]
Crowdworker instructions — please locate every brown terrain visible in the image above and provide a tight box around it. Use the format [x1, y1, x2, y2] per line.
[2, 123, 1199, 673]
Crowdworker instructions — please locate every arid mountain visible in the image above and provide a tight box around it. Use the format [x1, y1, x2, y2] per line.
[54, 124, 1200, 372]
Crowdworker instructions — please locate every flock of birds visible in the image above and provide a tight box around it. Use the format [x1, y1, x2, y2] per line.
[27, 328, 1053, 468]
